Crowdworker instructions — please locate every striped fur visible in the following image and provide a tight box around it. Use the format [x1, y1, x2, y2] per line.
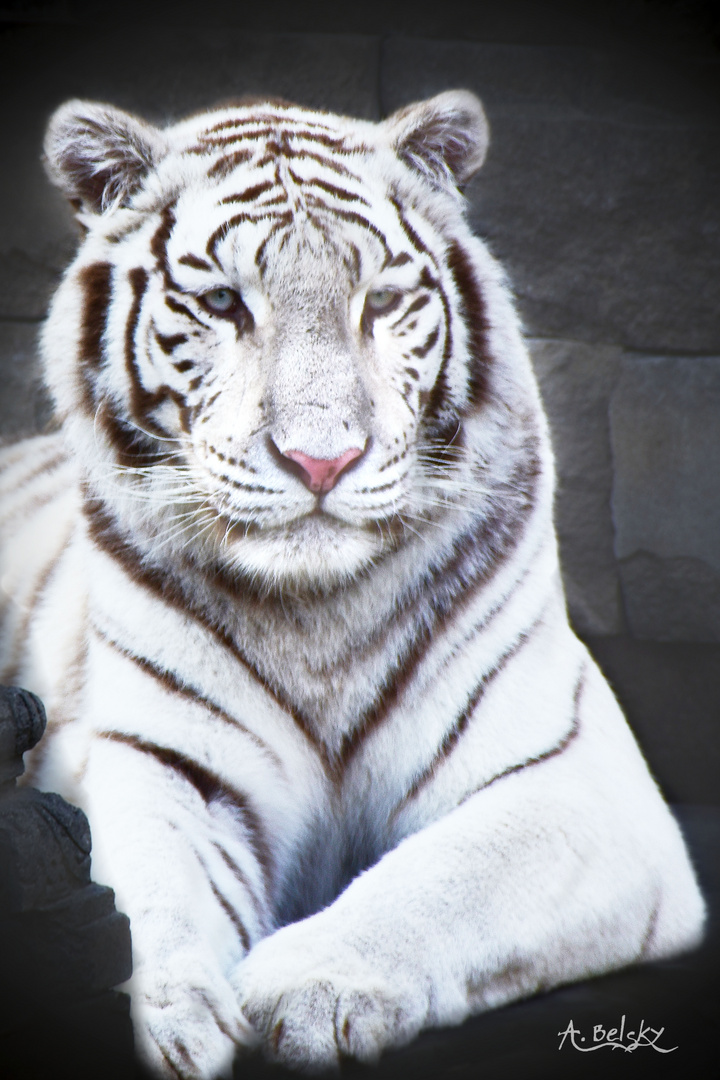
[0, 93, 704, 1078]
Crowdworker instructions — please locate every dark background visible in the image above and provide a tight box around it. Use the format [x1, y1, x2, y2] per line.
[0, 1, 718, 1078]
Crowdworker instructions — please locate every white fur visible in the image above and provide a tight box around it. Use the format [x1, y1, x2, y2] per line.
[0, 93, 704, 1078]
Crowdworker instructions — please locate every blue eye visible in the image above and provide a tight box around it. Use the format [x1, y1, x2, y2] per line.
[365, 288, 400, 313]
[201, 287, 241, 314]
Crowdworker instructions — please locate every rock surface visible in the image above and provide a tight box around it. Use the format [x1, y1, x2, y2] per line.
[611, 354, 720, 642]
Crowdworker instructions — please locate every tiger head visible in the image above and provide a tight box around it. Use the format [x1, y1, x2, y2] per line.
[42, 92, 543, 590]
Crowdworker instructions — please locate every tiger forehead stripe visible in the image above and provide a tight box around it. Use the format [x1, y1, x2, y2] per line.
[220, 181, 276, 205]
[285, 170, 370, 207]
[389, 195, 439, 267]
[206, 209, 290, 265]
[254, 211, 294, 272]
[204, 113, 336, 135]
[319, 206, 393, 264]
[196, 128, 355, 154]
[207, 149, 253, 178]
[255, 145, 362, 181]
[178, 253, 213, 271]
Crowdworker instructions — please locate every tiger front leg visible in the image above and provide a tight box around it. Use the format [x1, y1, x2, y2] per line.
[233, 721, 704, 1072]
[67, 730, 270, 1079]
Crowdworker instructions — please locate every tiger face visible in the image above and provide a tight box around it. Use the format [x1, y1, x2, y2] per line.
[41, 93, 519, 589]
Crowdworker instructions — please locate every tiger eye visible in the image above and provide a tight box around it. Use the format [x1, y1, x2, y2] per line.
[201, 287, 241, 314]
[365, 288, 400, 314]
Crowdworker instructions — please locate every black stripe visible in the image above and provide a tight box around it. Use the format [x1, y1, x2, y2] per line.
[155, 331, 188, 354]
[447, 240, 490, 409]
[389, 196, 436, 262]
[82, 495, 329, 770]
[361, 291, 403, 337]
[126, 267, 173, 433]
[318, 206, 391, 263]
[347, 243, 361, 283]
[393, 614, 545, 814]
[198, 128, 355, 154]
[215, 473, 283, 495]
[178, 253, 213, 271]
[195, 128, 279, 148]
[206, 149, 253, 178]
[255, 212, 294, 273]
[401, 294, 431, 319]
[255, 146, 360, 181]
[205, 113, 334, 135]
[150, 206, 177, 278]
[289, 130, 362, 153]
[206, 210, 286, 265]
[390, 293, 430, 331]
[291, 174, 370, 206]
[196, 849, 253, 950]
[412, 326, 440, 359]
[93, 625, 282, 770]
[78, 262, 112, 369]
[165, 294, 209, 327]
[208, 878, 251, 950]
[0, 528, 72, 686]
[212, 841, 267, 922]
[458, 664, 586, 806]
[98, 730, 275, 889]
[220, 181, 275, 205]
[336, 448, 542, 773]
[77, 262, 112, 415]
[93, 401, 160, 468]
[415, 268, 454, 434]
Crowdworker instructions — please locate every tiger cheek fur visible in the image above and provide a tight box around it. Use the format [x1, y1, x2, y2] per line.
[0, 92, 704, 1079]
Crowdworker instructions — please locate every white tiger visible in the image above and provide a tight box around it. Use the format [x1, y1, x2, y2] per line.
[0, 91, 704, 1079]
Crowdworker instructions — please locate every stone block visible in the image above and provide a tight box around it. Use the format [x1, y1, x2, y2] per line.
[610, 355, 720, 642]
[0, 321, 51, 439]
[585, 635, 720, 806]
[528, 338, 624, 636]
[0, 24, 380, 319]
[381, 39, 720, 352]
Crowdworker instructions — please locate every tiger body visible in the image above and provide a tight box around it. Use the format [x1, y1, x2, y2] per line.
[0, 93, 704, 1078]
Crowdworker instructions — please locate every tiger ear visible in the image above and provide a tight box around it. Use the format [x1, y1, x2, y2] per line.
[43, 99, 168, 214]
[383, 90, 489, 189]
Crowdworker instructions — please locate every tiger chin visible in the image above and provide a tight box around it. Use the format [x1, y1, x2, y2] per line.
[0, 90, 704, 1078]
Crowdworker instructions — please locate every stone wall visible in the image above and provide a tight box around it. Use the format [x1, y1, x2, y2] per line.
[0, 0, 718, 803]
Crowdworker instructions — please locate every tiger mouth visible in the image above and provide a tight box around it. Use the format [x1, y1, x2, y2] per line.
[208, 501, 408, 547]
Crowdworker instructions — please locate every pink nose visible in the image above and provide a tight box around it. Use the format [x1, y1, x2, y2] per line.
[282, 447, 364, 493]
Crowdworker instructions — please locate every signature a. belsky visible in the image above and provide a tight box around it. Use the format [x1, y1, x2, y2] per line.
[558, 1015, 677, 1053]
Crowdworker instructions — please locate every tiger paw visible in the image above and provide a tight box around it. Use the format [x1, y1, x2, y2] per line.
[233, 923, 427, 1071]
[132, 962, 258, 1079]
